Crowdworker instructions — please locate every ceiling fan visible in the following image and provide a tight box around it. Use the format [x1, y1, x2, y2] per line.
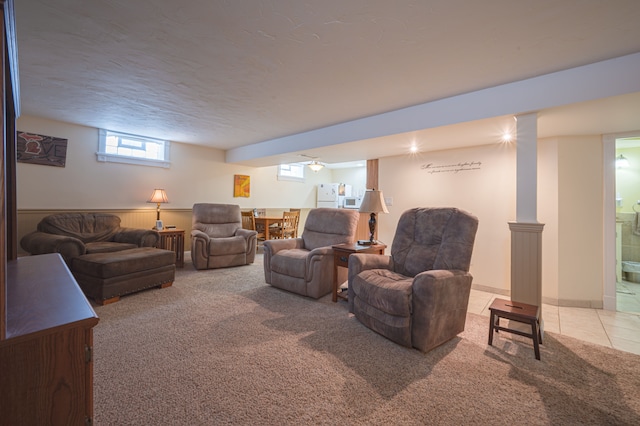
[298, 154, 325, 172]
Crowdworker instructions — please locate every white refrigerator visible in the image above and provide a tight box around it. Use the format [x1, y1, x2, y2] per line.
[317, 183, 352, 208]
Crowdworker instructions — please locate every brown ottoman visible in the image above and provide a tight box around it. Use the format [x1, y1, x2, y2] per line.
[72, 247, 176, 305]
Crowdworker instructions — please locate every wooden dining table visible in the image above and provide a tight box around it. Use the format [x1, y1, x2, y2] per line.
[254, 216, 282, 240]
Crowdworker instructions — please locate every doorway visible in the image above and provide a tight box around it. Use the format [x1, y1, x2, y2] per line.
[606, 132, 640, 313]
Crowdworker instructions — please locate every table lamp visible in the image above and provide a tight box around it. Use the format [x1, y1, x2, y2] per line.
[358, 189, 389, 245]
[147, 189, 169, 220]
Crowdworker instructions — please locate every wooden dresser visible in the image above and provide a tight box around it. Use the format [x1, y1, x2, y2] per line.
[0, 1, 100, 423]
[0, 255, 99, 424]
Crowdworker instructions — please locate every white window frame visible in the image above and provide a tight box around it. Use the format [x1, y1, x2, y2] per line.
[97, 129, 171, 168]
[277, 163, 306, 182]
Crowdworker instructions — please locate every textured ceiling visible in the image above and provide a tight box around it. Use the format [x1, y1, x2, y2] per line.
[14, 0, 640, 166]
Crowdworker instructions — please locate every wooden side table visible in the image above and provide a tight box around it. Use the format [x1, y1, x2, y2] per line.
[331, 243, 387, 302]
[157, 229, 185, 268]
[488, 298, 542, 360]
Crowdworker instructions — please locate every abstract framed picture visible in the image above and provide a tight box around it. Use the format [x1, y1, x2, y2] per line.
[234, 174, 250, 197]
[17, 131, 68, 167]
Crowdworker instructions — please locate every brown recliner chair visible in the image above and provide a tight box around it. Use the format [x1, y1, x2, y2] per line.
[348, 207, 478, 353]
[263, 208, 359, 298]
[191, 203, 257, 270]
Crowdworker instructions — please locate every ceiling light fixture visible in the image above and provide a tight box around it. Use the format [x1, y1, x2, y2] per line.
[616, 154, 630, 168]
[308, 161, 324, 172]
[298, 154, 325, 172]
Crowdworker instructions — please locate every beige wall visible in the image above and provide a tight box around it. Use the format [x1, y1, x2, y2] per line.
[379, 137, 605, 307]
[331, 167, 367, 197]
[16, 116, 336, 210]
[378, 143, 517, 294]
[538, 137, 560, 303]
[16, 116, 347, 252]
[557, 136, 603, 306]
[17, 116, 608, 306]
[538, 135, 604, 307]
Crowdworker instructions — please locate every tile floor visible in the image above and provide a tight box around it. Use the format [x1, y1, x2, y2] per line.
[617, 280, 640, 314]
[469, 287, 640, 356]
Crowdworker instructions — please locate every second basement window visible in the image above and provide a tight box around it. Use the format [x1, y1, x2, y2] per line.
[97, 129, 171, 168]
[277, 163, 305, 182]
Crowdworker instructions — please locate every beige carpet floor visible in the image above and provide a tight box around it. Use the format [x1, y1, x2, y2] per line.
[92, 254, 640, 425]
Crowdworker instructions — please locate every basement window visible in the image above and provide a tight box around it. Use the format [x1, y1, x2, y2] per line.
[277, 163, 305, 182]
[97, 129, 171, 168]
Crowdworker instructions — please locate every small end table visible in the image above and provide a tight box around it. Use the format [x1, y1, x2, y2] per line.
[331, 242, 387, 302]
[488, 298, 542, 360]
[157, 229, 185, 268]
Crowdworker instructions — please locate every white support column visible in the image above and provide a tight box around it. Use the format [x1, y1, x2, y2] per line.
[516, 113, 538, 222]
[510, 112, 545, 310]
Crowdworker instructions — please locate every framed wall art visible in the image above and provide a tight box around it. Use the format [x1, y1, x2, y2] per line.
[234, 174, 250, 197]
[17, 131, 68, 167]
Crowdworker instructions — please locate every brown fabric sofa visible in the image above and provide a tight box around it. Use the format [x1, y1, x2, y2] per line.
[21, 212, 160, 265]
[348, 207, 478, 352]
[263, 208, 359, 298]
[21, 213, 175, 304]
[191, 203, 258, 270]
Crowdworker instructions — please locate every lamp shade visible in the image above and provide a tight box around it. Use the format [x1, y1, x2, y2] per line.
[147, 189, 169, 204]
[359, 189, 389, 214]
[148, 189, 169, 222]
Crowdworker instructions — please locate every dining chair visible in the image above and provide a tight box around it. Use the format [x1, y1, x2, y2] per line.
[288, 209, 301, 237]
[270, 210, 299, 239]
[241, 210, 266, 243]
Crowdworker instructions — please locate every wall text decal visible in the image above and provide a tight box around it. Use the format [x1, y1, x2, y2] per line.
[420, 161, 482, 174]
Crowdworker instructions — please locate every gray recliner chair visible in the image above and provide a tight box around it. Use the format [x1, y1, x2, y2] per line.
[191, 203, 257, 270]
[263, 208, 359, 298]
[348, 207, 478, 352]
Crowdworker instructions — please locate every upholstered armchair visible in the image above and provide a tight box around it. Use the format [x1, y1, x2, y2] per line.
[191, 203, 257, 270]
[263, 208, 359, 298]
[348, 207, 478, 352]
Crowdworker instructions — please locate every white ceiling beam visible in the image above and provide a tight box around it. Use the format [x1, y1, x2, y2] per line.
[226, 52, 640, 163]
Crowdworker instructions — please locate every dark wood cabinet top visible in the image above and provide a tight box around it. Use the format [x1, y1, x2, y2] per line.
[3, 254, 99, 343]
